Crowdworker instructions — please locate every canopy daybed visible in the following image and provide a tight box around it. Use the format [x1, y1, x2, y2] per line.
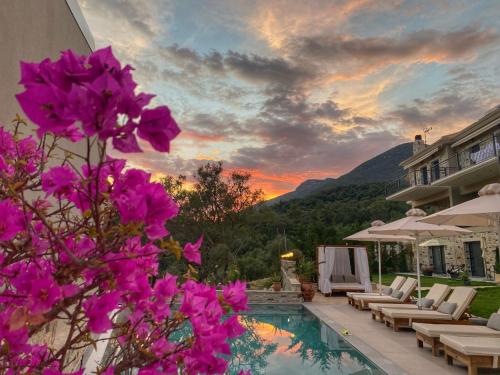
[317, 245, 372, 295]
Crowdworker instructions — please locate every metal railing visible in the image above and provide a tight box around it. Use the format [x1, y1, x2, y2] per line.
[385, 134, 499, 197]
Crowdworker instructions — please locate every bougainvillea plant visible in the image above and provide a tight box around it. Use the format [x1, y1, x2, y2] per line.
[0, 47, 249, 374]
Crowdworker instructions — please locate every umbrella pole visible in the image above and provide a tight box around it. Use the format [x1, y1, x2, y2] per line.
[415, 234, 422, 304]
[378, 241, 382, 295]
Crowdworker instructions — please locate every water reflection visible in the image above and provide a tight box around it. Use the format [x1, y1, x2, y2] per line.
[229, 305, 384, 375]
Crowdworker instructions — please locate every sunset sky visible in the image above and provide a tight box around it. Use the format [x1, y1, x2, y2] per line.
[78, 0, 500, 198]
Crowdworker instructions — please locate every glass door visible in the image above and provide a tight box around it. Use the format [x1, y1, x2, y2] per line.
[465, 241, 485, 277]
[431, 160, 440, 182]
[430, 246, 446, 274]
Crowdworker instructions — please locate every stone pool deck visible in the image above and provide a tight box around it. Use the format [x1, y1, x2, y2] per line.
[308, 295, 497, 375]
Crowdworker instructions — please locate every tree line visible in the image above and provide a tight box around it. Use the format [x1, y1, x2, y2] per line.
[161, 162, 411, 284]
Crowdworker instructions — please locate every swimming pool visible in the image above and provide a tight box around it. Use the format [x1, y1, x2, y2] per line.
[228, 305, 385, 375]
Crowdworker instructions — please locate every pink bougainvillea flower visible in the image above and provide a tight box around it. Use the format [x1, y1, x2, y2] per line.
[16, 47, 180, 153]
[83, 292, 120, 333]
[112, 123, 142, 153]
[0, 200, 25, 241]
[137, 106, 180, 152]
[223, 315, 246, 339]
[154, 274, 178, 301]
[143, 183, 178, 240]
[27, 277, 62, 314]
[41, 165, 78, 198]
[222, 280, 248, 312]
[183, 235, 203, 265]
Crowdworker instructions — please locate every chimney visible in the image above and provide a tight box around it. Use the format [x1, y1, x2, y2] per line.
[413, 134, 426, 155]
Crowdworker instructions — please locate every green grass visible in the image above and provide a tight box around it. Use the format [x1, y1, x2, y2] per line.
[377, 273, 493, 287]
[378, 273, 500, 318]
[469, 287, 500, 318]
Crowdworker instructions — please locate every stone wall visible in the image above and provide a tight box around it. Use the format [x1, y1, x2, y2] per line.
[246, 290, 302, 304]
[413, 229, 499, 279]
[280, 260, 301, 292]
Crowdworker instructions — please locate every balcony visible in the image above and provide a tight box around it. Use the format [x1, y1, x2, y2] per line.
[386, 134, 500, 201]
[385, 170, 449, 203]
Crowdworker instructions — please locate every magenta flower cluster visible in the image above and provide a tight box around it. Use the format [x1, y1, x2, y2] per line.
[0, 47, 249, 374]
[16, 47, 180, 152]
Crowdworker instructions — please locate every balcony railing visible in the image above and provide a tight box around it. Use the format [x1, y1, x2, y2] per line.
[386, 134, 499, 197]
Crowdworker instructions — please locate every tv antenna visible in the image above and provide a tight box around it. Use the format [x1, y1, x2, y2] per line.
[423, 127, 432, 145]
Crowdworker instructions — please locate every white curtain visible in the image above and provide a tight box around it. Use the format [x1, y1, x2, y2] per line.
[354, 247, 372, 292]
[317, 246, 326, 293]
[332, 247, 352, 276]
[319, 247, 336, 293]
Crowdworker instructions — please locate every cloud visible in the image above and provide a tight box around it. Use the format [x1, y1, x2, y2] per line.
[249, 0, 386, 49]
[287, 26, 499, 79]
[387, 92, 496, 138]
[163, 44, 314, 87]
[231, 126, 404, 176]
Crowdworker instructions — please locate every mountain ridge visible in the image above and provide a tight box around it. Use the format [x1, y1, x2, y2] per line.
[266, 142, 412, 205]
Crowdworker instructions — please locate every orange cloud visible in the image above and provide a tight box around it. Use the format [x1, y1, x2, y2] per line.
[224, 167, 346, 199]
[181, 131, 226, 142]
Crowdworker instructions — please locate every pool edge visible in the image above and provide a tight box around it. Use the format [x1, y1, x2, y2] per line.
[303, 304, 409, 375]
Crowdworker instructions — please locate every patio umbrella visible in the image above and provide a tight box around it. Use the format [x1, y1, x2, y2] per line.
[369, 209, 471, 302]
[419, 182, 500, 251]
[344, 220, 414, 295]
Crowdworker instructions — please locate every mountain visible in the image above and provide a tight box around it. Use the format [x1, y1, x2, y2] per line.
[266, 142, 412, 205]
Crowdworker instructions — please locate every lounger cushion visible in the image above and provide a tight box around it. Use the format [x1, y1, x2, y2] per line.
[446, 287, 477, 320]
[418, 298, 434, 309]
[382, 308, 452, 320]
[353, 294, 397, 302]
[440, 335, 500, 356]
[424, 284, 451, 308]
[437, 302, 457, 315]
[382, 287, 392, 295]
[412, 322, 500, 338]
[487, 313, 500, 331]
[391, 290, 403, 299]
[369, 303, 417, 312]
[331, 283, 364, 291]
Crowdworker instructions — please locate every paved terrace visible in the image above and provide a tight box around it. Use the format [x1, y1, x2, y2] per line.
[307, 295, 498, 375]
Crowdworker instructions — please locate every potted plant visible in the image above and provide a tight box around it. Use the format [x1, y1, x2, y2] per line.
[460, 270, 471, 286]
[271, 273, 282, 292]
[421, 265, 433, 276]
[296, 260, 316, 302]
[495, 262, 500, 283]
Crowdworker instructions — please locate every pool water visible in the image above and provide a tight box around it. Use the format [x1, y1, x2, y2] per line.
[228, 305, 385, 375]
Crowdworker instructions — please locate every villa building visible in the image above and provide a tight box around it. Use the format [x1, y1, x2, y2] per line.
[386, 105, 500, 280]
[1, 0, 94, 125]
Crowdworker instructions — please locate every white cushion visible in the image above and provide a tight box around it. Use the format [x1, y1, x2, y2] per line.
[382, 308, 452, 320]
[412, 323, 500, 338]
[369, 303, 417, 312]
[440, 335, 500, 356]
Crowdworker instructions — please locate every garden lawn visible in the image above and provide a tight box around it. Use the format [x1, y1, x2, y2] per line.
[378, 273, 493, 287]
[378, 274, 500, 318]
[469, 287, 500, 318]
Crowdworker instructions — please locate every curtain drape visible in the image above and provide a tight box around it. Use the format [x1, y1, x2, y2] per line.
[318, 246, 326, 293]
[332, 247, 352, 276]
[319, 247, 336, 293]
[354, 247, 372, 292]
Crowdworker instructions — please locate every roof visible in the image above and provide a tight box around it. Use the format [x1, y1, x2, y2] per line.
[400, 132, 458, 168]
[400, 105, 500, 168]
[65, 0, 95, 51]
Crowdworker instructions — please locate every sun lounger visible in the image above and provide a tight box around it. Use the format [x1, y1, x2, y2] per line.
[413, 308, 500, 356]
[352, 277, 417, 310]
[369, 283, 451, 321]
[382, 287, 476, 331]
[347, 276, 406, 305]
[441, 335, 500, 375]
